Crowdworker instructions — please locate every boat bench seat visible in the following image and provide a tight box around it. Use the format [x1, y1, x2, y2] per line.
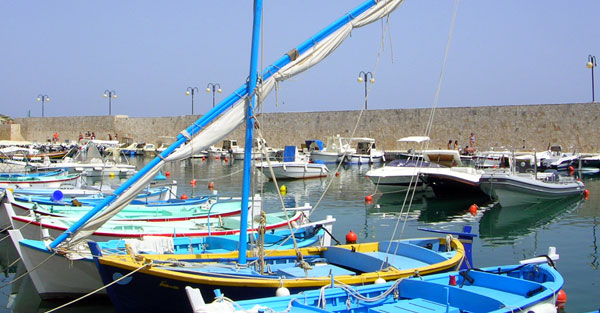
[276, 263, 355, 278]
[322, 247, 391, 273]
[369, 298, 461, 313]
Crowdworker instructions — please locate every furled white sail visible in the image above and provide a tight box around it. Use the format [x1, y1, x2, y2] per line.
[57, 0, 405, 248]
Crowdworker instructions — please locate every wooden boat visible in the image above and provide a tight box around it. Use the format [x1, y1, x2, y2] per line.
[0, 172, 80, 189]
[89, 231, 469, 313]
[3, 198, 306, 241]
[6, 191, 245, 223]
[197, 252, 563, 313]
[8, 216, 334, 300]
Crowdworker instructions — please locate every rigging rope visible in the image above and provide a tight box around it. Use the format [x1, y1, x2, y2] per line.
[384, 0, 460, 266]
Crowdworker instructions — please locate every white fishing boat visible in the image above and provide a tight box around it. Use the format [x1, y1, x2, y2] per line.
[309, 134, 355, 164]
[343, 138, 385, 164]
[256, 145, 329, 180]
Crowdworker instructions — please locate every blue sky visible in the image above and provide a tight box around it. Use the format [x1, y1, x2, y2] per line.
[1, 1, 599, 118]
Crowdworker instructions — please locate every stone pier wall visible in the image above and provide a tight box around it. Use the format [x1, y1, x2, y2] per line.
[8, 102, 600, 152]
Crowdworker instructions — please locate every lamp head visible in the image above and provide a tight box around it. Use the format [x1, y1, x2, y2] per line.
[104, 93, 108, 98]
[206, 87, 211, 93]
[370, 77, 375, 84]
[587, 61, 595, 69]
[186, 91, 190, 96]
[113, 94, 117, 99]
[37, 97, 41, 102]
[217, 88, 222, 93]
[357, 76, 363, 83]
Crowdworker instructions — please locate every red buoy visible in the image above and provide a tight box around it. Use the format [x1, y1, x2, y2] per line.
[365, 194, 373, 203]
[224, 157, 229, 162]
[556, 289, 567, 309]
[165, 171, 171, 178]
[584, 189, 590, 200]
[208, 181, 215, 189]
[345, 230, 357, 244]
[202, 156, 206, 161]
[568, 166, 575, 175]
[335, 171, 340, 177]
[180, 193, 188, 200]
[469, 204, 478, 216]
[190, 179, 197, 186]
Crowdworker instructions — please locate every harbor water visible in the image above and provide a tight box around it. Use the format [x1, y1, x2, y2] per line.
[1, 156, 599, 312]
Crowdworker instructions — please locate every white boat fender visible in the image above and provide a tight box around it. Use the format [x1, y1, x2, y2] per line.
[374, 277, 386, 284]
[523, 302, 557, 313]
[276, 286, 290, 297]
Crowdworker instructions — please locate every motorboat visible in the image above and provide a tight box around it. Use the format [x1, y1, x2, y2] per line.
[309, 135, 355, 164]
[343, 137, 385, 165]
[479, 169, 585, 207]
[257, 145, 329, 180]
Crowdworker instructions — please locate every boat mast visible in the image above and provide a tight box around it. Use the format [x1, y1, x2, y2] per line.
[239, 0, 263, 265]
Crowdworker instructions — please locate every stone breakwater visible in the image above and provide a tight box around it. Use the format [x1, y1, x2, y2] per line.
[3, 102, 599, 152]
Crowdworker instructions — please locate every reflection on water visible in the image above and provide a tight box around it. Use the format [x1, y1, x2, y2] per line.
[479, 195, 585, 245]
[1, 158, 600, 312]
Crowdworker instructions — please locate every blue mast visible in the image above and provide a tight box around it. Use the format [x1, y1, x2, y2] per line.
[238, 0, 263, 265]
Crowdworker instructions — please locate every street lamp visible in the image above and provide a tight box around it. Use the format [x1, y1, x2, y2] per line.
[357, 71, 375, 110]
[186, 87, 199, 115]
[587, 55, 597, 103]
[104, 90, 117, 115]
[206, 83, 222, 108]
[37, 94, 50, 117]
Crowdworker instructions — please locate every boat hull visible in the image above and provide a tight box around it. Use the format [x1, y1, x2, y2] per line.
[90, 238, 465, 313]
[309, 151, 341, 164]
[257, 162, 329, 180]
[8, 230, 106, 299]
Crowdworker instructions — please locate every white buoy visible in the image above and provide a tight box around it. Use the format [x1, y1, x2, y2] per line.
[276, 287, 290, 297]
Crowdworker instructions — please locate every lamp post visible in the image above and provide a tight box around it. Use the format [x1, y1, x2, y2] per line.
[104, 90, 117, 115]
[37, 94, 50, 117]
[587, 55, 597, 103]
[357, 71, 374, 110]
[186, 87, 199, 115]
[206, 83, 222, 108]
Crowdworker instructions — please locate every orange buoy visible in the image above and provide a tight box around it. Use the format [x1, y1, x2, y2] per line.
[190, 179, 197, 186]
[584, 189, 590, 200]
[449, 275, 457, 286]
[208, 181, 215, 189]
[165, 171, 171, 178]
[556, 289, 567, 309]
[224, 157, 229, 162]
[568, 166, 575, 175]
[345, 230, 357, 244]
[335, 171, 340, 177]
[469, 204, 478, 216]
[365, 194, 373, 203]
[180, 193, 188, 200]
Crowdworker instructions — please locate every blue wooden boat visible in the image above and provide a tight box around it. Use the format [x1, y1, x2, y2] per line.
[192, 257, 563, 313]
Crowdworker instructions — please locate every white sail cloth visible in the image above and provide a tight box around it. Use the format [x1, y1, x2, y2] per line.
[258, 0, 405, 99]
[60, 0, 405, 247]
